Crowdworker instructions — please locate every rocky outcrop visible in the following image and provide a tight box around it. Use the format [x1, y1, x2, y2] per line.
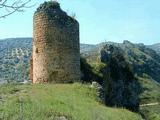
[101, 44, 141, 111]
[91, 81, 105, 103]
[80, 44, 142, 111]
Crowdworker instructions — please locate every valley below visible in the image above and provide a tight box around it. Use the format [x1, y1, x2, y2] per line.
[0, 38, 160, 120]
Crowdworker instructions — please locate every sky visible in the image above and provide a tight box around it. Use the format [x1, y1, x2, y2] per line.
[0, 0, 160, 45]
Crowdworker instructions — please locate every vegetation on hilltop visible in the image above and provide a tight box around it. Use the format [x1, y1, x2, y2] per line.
[0, 38, 31, 83]
[81, 40, 160, 83]
[36, 1, 60, 12]
[0, 38, 160, 119]
[0, 83, 143, 120]
[81, 41, 160, 120]
[100, 44, 141, 111]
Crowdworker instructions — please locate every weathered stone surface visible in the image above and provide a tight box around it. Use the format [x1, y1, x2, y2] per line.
[101, 44, 141, 112]
[29, 58, 33, 80]
[91, 81, 105, 103]
[31, 1, 80, 83]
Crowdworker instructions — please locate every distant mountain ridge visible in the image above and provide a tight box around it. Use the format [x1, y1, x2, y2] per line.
[81, 40, 160, 83]
[0, 37, 159, 54]
[148, 43, 160, 55]
[0, 37, 160, 83]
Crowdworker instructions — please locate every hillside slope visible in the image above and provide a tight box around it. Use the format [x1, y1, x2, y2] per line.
[0, 83, 143, 120]
[81, 40, 160, 83]
[0, 38, 95, 83]
[1, 38, 160, 83]
[0, 38, 32, 83]
[81, 42, 160, 120]
[148, 43, 160, 55]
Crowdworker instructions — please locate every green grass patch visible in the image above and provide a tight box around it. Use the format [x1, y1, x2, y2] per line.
[138, 77, 160, 104]
[140, 105, 160, 120]
[0, 83, 143, 120]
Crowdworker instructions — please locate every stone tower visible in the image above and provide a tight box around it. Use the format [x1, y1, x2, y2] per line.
[31, 1, 80, 83]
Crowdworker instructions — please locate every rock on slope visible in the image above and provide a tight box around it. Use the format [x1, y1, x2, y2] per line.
[81, 40, 160, 83]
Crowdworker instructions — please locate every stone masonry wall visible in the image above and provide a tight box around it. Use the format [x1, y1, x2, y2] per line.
[30, 58, 33, 81]
[32, 6, 80, 83]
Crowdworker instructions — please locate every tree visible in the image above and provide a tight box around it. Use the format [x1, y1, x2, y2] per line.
[0, 0, 32, 18]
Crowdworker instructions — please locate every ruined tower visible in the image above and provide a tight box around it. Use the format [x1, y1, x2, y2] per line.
[31, 1, 80, 83]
